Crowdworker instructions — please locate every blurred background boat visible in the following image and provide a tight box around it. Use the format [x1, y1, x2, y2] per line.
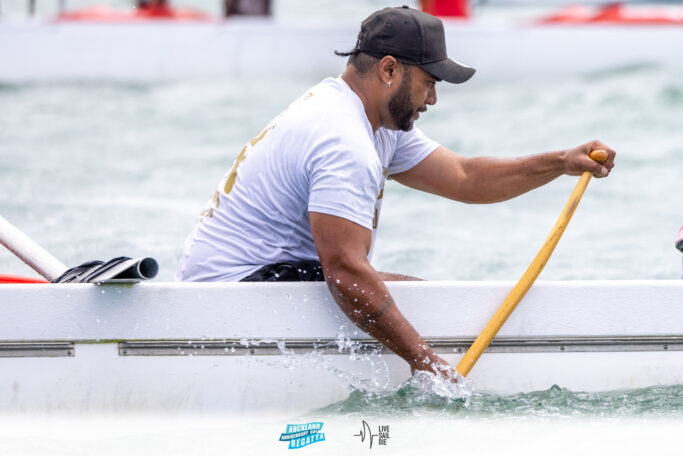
[1, 0, 683, 81]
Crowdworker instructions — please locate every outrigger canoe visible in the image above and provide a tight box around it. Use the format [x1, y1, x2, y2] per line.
[1, 280, 682, 415]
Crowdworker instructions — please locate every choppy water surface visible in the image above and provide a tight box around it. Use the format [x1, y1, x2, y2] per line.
[1, 65, 682, 280]
[317, 379, 683, 418]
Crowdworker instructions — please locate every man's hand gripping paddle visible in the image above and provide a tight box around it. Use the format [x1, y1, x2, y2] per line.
[455, 149, 609, 377]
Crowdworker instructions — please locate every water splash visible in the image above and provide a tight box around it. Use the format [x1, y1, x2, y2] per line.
[312, 370, 471, 417]
[237, 332, 392, 394]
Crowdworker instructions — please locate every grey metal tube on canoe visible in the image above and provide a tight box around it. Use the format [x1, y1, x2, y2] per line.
[0, 214, 158, 283]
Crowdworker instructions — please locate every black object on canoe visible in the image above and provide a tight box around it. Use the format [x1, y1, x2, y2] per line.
[52, 256, 159, 283]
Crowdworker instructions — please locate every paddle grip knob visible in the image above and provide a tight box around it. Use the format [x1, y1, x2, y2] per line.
[589, 149, 608, 163]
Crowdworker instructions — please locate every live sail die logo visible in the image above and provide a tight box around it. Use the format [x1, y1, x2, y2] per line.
[279, 421, 326, 449]
[354, 420, 390, 449]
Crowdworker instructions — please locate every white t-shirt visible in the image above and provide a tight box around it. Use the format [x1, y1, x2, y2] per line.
[176, 76, 439, 282]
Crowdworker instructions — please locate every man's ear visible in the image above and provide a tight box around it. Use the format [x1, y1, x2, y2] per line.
[378, 56, 399, 86]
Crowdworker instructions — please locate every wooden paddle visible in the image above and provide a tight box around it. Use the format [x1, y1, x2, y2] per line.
[455, 149, 609, 377]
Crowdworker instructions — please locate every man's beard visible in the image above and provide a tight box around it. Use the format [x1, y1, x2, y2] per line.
[388, 69, 417, 132]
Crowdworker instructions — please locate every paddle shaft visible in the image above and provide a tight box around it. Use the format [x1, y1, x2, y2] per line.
[0, 214, 67, 281]
[456, 150, 607, 377]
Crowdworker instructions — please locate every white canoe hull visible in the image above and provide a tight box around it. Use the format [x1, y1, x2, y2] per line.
[1, 20, 683, 81]
[1, 280, 682, 415]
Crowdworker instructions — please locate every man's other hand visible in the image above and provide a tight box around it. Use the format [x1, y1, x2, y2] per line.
[562, 140, 616, 178]
[410, 352, 459, 383]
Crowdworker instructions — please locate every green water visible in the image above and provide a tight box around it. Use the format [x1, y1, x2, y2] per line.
[317, 383, 683, 418]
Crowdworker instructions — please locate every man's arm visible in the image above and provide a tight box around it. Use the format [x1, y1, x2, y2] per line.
[309, 211, 452, 377]
[392, 140, 616, 204]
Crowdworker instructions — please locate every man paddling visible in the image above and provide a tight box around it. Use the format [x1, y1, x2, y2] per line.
[177, 6, 615, 378]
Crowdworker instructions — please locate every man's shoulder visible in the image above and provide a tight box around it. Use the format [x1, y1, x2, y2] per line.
[301, 78, 368, 121]
[287, 79, 374, 148]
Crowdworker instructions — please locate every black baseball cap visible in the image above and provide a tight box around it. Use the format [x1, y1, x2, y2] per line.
[352, 6, 475, 84]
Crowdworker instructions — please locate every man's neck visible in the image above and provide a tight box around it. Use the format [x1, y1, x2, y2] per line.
[341, 71, 381, 133]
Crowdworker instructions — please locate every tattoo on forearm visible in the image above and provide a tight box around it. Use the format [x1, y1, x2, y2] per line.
[363, 299, 393, 322]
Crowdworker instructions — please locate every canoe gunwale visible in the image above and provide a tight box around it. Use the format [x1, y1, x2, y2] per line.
[2, 280, 682, 342]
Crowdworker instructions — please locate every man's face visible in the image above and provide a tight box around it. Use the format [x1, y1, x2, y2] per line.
[388, 65, 438, 131]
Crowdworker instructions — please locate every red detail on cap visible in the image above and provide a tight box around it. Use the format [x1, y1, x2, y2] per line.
[421, 0, 468, 18]
[538, 4, 683, 25]
[0, 274, 49, 284]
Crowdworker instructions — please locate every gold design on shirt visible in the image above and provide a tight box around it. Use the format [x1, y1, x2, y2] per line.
[373, 167, 388, 229]
[249, 124, 273, 148]
[223, 145, 248, 195]
[200, 207, 214, 220]
[223, 120, 278, 196]
[377, 167, 388, 200]
[200, 89, 316, 221]
[221, 91, 315, 197]
[198, 191, 219, 220]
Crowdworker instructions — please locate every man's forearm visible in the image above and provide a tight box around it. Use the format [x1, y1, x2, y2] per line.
[324, 264, 442, 372]
[393, 141, 613, 205]
[310, 211, 455, 376]
[458, 151, 566, 204]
